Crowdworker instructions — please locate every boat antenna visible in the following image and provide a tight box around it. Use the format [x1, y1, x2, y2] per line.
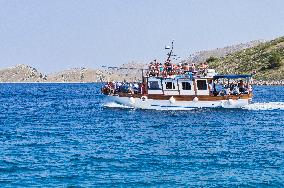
[166, 40, 175, 62]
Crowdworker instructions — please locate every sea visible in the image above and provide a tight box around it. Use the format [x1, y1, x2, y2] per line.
[0, 83, 283, 187]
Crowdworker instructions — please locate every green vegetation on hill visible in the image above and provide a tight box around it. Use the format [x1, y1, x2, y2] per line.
[207, 36, 284, 80]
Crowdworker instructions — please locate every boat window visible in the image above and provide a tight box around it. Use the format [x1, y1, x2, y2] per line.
[197, 80, 207, 90]
[148, 81, 161, 90]
[165, 82, 175, 89]
[182, 82, 191, 90]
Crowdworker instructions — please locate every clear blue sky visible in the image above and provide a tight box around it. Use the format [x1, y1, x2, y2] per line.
[1, 0, 284, 73]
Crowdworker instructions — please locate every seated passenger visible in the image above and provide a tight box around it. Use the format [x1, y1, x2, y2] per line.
[225, 87, 231, 95]
[115, 82, 122, 92]
[232, 86, 240, 95]
[133, 83, 139, 94]
[248, 85, 253, 93]
[215, 82, 223, 93]
[238, 80, 245, 93]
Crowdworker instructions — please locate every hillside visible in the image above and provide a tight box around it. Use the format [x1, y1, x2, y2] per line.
[0, 64, 47, 82]
[46, 68, 104, 82]
[46, 62, 146, 82]
[0, 37, 283, 83]
[207, 36, 284, 80]
[101, 62, 146, 82]
[185, 40, 264, 64]
[0, 62, 146, 83]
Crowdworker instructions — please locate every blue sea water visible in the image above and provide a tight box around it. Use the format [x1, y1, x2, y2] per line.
[0, 83, 284, 187]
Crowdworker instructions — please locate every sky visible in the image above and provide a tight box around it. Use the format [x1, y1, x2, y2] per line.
[0, 0, 284, 73]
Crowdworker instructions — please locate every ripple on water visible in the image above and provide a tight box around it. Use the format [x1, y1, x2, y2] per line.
[0, 84, 284, 187]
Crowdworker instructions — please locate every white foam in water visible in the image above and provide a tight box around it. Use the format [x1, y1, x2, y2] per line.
[242, 102, 284, 111]
[103, 102, 195, 110]
[103, 102, 134, 109]
[154, 107, 195, 111]
[104, 102, 284, 111]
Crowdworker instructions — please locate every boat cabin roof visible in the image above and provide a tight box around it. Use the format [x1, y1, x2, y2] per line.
[213, 74, 252, 79]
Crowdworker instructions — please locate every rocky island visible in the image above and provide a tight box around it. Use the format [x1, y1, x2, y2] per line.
[0, 37, 283, 85]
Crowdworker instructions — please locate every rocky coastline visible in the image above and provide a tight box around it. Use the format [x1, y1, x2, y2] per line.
[252, 80, 284, 86]
[0, 64, 284, 85]
[1, 37, 283, 85]
[0, 63, 146, 83]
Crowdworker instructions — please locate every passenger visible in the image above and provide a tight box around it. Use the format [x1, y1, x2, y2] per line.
[232, 86, 240, 95]
[116, 82, 122, 92]
[149, 68, 155, 77]
[225, 87, 231, 95]
[140, 82, 147, 94]
[149, 62, 154, 70]
[128, 87, 134, 94]
[170, 61, 175, 74]
[198, 62, 205, 70]
[199, 62, 209, 75]
[248, 85, 253, 93]
[154, 59, 159, 74]
[108, 82, 114, 89]
[156, 69, 160, 76]
[208, 81, 214, 94]
[190, 63, 197, 73]
[238, 80, 245, 93]
[176, 64, 183, 75]
[219, 90, 225, 96]
[172, 64, 179, 75]
[112, 81, 116, 90]
[133, 83, 138, 89]
[165, 60, 172, 74]
[215, 81, 223, 93]
[183, 63, 190, 72]
[230, 82, 236, 91]
[133, 83, 139, 94]
[203, 62, 209, 69]
[159, 63, 164, 76]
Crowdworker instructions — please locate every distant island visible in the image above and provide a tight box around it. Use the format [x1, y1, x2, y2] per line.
[0, 36, 283, 85]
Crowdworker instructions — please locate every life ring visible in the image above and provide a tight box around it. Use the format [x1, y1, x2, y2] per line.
[141, 96, 148, 102]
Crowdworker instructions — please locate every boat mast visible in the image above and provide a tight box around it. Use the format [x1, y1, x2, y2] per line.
[166, 40, 174, 62]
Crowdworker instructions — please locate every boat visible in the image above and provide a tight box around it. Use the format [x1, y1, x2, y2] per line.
[101, 41, 253, 110]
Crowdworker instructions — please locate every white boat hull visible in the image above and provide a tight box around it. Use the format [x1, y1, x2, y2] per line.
[107, 96, 251, 110]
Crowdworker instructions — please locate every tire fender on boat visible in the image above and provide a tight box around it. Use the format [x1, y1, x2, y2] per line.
[193, 97, 199, 102]
[169, 96, 175, 104]
[141, 96, 148, 102]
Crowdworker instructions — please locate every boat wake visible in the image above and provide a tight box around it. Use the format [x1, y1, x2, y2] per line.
[103, 102, 134, 109]
[103, 102, 284, 111]
[242, 102, 284, 111]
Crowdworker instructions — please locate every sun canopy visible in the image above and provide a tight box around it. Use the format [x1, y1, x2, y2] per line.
[213, 74, 252, 79]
